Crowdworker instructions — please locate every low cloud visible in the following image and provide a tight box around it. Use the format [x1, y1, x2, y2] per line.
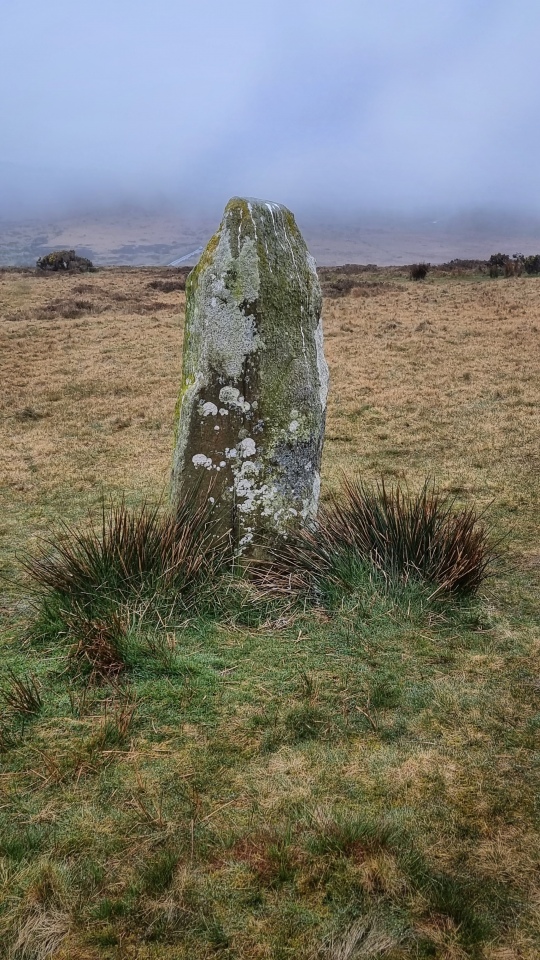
[1, 0, 539, 221]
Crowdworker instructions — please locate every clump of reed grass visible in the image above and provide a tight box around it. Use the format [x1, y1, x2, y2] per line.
[23, 491, 231, 639]
[260, 478, 494, 601]
[66, 609, 127, 682]
[0, 669, 43, 716]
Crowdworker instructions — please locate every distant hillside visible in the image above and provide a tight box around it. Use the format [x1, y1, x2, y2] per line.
[2, 207, 540, 268]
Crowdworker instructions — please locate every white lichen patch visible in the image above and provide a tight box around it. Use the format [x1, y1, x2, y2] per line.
[277, 412, 310, 444]
[192, 454, 213, 469]
[194, 230, 264, 381]
[239, 459, 260, 477]
[235, 475, 278, 518]
[201, 401, 218, 417]
[238, 437, 256, 458]
[219, 386, 251, 413]
[238, 532, 254, 548]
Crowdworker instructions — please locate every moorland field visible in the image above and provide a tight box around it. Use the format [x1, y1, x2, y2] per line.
[0, 265, 539, 959]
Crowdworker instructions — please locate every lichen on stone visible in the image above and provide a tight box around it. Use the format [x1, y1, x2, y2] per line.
[171, 196, 329, 555]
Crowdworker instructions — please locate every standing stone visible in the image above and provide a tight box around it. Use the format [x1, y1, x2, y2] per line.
[171, 197, 329, 554]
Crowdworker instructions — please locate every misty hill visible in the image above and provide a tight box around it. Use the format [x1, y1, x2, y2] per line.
[2, 207, 540, 268]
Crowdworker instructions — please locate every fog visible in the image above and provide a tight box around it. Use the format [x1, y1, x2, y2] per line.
[1, 0, 540, 223]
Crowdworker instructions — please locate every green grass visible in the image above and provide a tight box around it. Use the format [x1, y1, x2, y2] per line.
[1, 554, 539, 958]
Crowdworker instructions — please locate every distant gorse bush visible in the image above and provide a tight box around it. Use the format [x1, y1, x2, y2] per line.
[488, 253, 525, 278]
[523, 254, 540, 275]
[410, 263, 430, 281]
[147, 278, 186, 292]
[36, 249, 95, 272]
[488, 253, 509, 269]
[436, 259, 487, 272]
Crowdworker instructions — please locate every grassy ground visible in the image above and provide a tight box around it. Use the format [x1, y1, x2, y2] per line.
[0, 266, 539, 959]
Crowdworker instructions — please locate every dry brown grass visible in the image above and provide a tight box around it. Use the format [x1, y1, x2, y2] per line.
[1, 268, 539, 570]
[0, 269, 185, 570]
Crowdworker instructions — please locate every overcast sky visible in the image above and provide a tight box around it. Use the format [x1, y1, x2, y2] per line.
[1, 0, 539, 220]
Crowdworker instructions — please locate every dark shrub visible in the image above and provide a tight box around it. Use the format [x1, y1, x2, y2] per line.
[36, 250, 95, 272]
[146, 279, 186, 292]
[436, 259, 486, 273]
[488, 253, 509, 269]
[488, 253, 526, 278]
[523, 254, 540, 275]
[503, 257, 523, 277]
[410, 263, 430, 281]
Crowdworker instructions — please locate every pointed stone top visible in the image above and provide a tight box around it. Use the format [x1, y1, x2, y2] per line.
[227, 196, 288, 209]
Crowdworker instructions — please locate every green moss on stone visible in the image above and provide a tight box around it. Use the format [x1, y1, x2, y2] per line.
[171, 197, 329, 554]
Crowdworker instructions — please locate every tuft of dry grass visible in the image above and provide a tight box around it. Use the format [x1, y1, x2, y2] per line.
[1, 669, 43, 716]
[321, 917, 401, 959]
[66, 610, 127, 683]
[271, 476, 495, 599]
[11, 905, 71, 960]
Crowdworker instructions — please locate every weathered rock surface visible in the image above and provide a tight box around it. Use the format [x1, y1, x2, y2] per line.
[171, 197, 329, 554]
